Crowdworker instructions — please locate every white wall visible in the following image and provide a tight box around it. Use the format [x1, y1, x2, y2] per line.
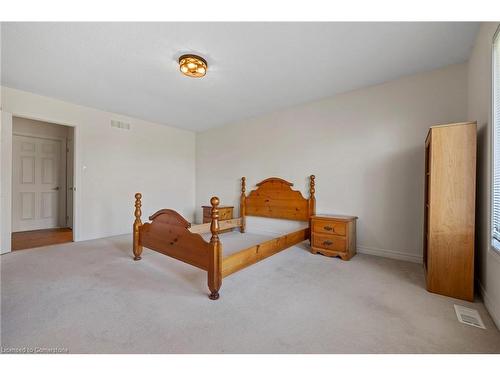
[467, 22, 500, 327]
[196, 63, 468, 263]
[1, 87, 196, 246]
[0, 111, 13, 253]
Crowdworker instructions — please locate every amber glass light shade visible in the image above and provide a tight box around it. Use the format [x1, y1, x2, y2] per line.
[179, 54, 208, 78]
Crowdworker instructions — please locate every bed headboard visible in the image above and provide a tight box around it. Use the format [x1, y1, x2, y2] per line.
[241, 175, 316, 221]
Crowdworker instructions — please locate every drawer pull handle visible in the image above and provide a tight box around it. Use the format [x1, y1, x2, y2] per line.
[324, 226, 334, 231]
[323, 240, 333, 246]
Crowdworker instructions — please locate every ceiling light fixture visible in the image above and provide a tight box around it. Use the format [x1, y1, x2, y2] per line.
[178, 54, 207, 78]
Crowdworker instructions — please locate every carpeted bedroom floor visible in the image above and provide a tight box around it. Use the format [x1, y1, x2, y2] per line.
[1, 232, 499, 354]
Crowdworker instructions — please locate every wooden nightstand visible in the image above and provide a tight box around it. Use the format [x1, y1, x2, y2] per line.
[310, 215, 358, 260]
[202, 205, 234, 233]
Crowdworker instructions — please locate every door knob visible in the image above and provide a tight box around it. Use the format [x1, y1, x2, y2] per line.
[53, 187, 60, 191]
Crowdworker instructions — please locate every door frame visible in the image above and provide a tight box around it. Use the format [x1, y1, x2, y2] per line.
[0, 112, 80, 254]
[12, 132, 67, 231]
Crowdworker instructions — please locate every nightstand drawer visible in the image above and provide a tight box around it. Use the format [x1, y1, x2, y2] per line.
[312, 234, 347, 252]
[202, 206, 234, 235]
[203, 206, 233, 221]
[219, 210, 232, 220]
[312, 219, 346, 236]
[204, 212, 231, 220]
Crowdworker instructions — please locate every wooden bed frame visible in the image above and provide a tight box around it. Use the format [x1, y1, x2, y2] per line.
[132, 175, 316, 300]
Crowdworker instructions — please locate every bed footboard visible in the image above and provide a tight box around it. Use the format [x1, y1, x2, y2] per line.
[132, 193, 223, 300]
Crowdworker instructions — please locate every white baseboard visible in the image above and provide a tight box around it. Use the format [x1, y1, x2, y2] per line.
[478, 281, 500, 330]
[247, 226, 423, 264]
[357, 245, 423, 264]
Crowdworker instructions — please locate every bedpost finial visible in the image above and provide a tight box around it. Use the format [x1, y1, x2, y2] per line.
[134, 193, 142, 218]
[241, 177, 246, 193]
[308, 176, 316, 216]
[211, 196, 220, 207]
[210, 196, 220, 240]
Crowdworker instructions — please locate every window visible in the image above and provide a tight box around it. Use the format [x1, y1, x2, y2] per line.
[492, 28, 500, 252]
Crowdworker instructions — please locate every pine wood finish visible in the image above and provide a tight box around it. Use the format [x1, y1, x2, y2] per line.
[310, 215, 357, 260]
[208, 197, 222, 300]
[424, 122, 476, 301]
[240, 177, 247, 233]
[133, 193, 143, 261]
[202, 205, 233, 233]
[140, 210, 211, 271]
[132, 175, 316, 300]
[243, 177, 315, 221]
[222, 228, 309, 277]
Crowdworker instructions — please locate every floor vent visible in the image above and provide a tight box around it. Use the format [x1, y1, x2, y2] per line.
[454, 305, 486, 329]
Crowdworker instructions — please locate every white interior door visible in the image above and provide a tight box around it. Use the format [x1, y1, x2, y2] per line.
[12, 135, 62, 232]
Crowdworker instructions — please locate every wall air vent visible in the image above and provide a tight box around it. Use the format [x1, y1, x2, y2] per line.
[111, 120, 131, 130]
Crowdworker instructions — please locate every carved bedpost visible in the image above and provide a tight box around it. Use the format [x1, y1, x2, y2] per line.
[133, 193, 143, 261]
[208, 196, 222, 300]
[240, 177, 246, 233]
[309, 175, 316, 216]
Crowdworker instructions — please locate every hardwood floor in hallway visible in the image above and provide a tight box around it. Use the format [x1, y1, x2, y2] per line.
[11, 228, 73, 251]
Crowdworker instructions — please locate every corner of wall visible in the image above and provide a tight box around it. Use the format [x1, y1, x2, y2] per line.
[466, 22, 500, 330]
[479, 281, 500, 329]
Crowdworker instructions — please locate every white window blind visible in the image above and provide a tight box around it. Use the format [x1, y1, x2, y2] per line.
[492, 29, 500, 251]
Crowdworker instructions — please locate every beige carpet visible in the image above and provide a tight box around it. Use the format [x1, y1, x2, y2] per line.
[1, 232, 499, 353]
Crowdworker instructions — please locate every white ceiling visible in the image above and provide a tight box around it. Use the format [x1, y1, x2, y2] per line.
[1, 22, 479, 131]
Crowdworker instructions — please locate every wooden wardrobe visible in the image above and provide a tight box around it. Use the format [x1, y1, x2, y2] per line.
[424, 122, 477, 301]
